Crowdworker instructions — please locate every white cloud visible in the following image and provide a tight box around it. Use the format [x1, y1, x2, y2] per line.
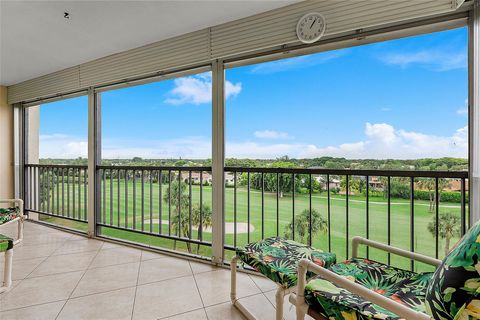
[40, 123, 468, 160]
[228, 123, 467, 160]
[380, 50, 467, 71]
[300, 123, 467, 159]
[102, 136, 212, 159]
[225, 80, 242, 99]
[365, 123, 397, 145]
[254, 130, 289, 139]
[380, 107, 392, 112]
[164, 73, 241, 105]
[250, 50, 347, 74]
[39, 134, 88, 159]
[457, 98, 468, 116]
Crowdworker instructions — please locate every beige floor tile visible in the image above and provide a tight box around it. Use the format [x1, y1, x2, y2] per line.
[162, 308, 207, 319]
[29, 252, 96, 277]
[22, 232, 72, 246]
[138, 257, 192, 285]
[236, 293, 277, 320]
[206, 294, 279, 320]
[100, 241, 122, 250]
[189, 260, 219, 274]
[194, 269, 261, 307]
[23, 222, 60, 234]
[0, 257, 45, 280]
[0, 300, 66, 320]
[249, 274, 278, 292]
[57, 287, 136, 320]
[204, 301, 245, 320]
[68, 234, 88, 241]
[0, 222, 19, 234]
[141, 250, 168, 261]
[0, 271, 83, 311]
[89, 246, 142, 268]
[53, 239, 104, 255]
[71, 262, 140, 297]
[264, 289, 314, 320]
[11, 243, 59, 260]
[132, 275, 203, 320]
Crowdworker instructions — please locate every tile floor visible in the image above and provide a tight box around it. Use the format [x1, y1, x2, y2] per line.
[0, 221, 312, 320]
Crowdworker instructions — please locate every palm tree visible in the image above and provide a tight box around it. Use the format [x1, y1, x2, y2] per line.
[284, 209, 328, 245]
[192, 203, 212, 254]
[164, 178, 189, 250]
[427, 212, 461, 257]
[170, 203, 212, 254]
[417, 178, 449, 213]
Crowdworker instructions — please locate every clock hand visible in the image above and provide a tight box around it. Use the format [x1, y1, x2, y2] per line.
[310, 18, 316, 29]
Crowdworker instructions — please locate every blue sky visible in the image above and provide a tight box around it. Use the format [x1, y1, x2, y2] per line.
[38, 27, 468, 160]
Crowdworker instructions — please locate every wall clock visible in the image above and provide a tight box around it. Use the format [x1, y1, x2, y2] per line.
[296, 12, 326, 44]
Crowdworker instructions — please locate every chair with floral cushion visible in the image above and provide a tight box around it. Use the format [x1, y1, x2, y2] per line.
[231, 237, 336, 320]
[291, 220, 480, 320]
[0, 199, 25, 245]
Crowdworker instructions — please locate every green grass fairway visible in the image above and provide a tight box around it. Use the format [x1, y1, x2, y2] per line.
[41, 180, 466, 272]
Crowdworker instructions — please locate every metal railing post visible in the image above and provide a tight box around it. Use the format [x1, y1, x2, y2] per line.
[87, 88, 101, 237]
[211, 60, 225, 264]
[469, 0, 480, 225]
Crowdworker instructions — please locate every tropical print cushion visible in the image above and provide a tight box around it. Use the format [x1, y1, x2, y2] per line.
[304, 258, 433, 320]
[236, 237, 336, 288]
[425, 220, 480, 320]
[0, 207, 20, 226]
[0, 234, 13, 252]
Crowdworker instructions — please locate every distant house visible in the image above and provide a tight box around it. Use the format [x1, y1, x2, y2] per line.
[368, 176, 384, 190]
[445, 179, 469, 192]
[225, 172, 235, 186]
[181, 171, 212, 184]
[179, 172, 235, 185]
[315, 176, 340, 190]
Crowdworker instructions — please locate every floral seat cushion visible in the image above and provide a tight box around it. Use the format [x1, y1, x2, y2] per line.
[236, 237, 336, 288]
[425, 220, 480, 320]
[0, 234, 13, 252]
[0, 207, 20, 226]
[304, 258, 433, 320]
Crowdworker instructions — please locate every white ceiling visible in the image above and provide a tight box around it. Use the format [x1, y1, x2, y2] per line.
[0, 0, 296, 86]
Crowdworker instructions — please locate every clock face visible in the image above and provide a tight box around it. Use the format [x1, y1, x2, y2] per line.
[296, 12, 326, 44]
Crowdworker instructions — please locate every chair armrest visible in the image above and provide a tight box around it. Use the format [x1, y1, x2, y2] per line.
[352, 236, 441, 267]
[297, 259, 431, 320]
[0, 199, 24, 217]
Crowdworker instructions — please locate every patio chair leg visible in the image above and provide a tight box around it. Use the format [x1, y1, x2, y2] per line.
[230, 255, 257, 320]
[14, 218, 24, 245]
[230, 255, 238, 303]
[0, 248, 13, 293]
[275, 286, 285, 320]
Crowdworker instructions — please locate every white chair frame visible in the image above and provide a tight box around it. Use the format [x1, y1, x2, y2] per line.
[290, 236, 442, 320]
[0, 248, 13, 293]
[0, 199, 25, 245]
[231, 255, 295, 320]
[0, 199, 24, 293]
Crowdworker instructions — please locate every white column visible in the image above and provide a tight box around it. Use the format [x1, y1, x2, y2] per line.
[211, 60, 225, 264]
[470, 0, 480, 225]
[12, 103, 23, 199]
[87, 88, 100, 237]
